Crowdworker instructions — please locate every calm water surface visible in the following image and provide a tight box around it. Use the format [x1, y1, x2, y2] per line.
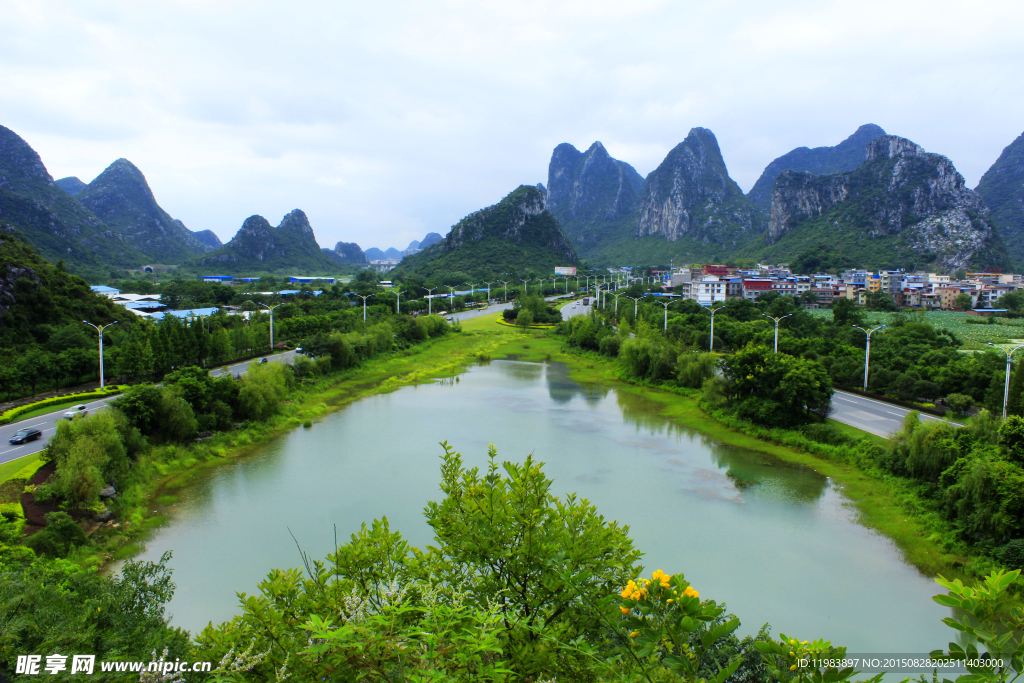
[131, 360, 950, 652]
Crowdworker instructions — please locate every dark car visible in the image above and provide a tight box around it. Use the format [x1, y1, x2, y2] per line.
[9, 428, 42, 445]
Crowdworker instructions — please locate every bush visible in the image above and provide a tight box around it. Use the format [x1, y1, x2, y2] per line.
[43, 411, 129, 506]
[799, 423, 851, 446]
[23, 512, 88, 558]
[620, 337, 675, 381]
[701, 376, 729, 409]
[998, 539, 1024, 569]
[945, 392, 974, 415]
[237, 362, 291, 421]
[599, 335, 620, 357]
[677, 352, 716, 388]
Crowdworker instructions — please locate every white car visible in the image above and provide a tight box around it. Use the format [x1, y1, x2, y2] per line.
[63, 405, 89, 420]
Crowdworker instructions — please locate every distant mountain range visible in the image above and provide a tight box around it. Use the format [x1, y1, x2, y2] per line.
[193, 209, 341, 274]
[0, 124, 215, 278]
[544, 124, 1016, 270]
[391, 185, 577, 280]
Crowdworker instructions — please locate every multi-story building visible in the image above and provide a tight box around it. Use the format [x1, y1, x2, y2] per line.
[742, 279, 773, 301]
[692, 275, 726, 304]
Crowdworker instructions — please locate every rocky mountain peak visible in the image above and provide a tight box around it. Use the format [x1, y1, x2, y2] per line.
[766, 135, 1004, 270]
[0, 125, 54, 190]
[746, 124, 888, 212]
[975, 130, 1024, 267]
[277, 209, 315, 237]
[866, 136, 926, 161]
[546, 140, 645, 250]
[329, 241, 368, 264]
[55, 176, 88, 196]
[76, 157, 206, 262]
[636, 127, 763, 245]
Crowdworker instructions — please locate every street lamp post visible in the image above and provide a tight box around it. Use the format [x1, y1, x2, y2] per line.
[258, 302, 283, 350]
[498, 280, 510, 301]
[656, 300, 671, 332]
[520, 279, 529, 296]
[394, 289, 405, 314]
[356, 294, 372, 322]
[83, 320, 118, 390]
[483, 281, 495, 304]
[445, 285, 456, 307]
[852, 325, 886, 392]
[701, 305, 722, 352]
[426, 287, 438, 315]
[625, 295, 640, 319]
[613, 292, 623, 314]
[464, 283, 475, 301]
[987, 342, 1024, 419]
[761, 313, 793, 354]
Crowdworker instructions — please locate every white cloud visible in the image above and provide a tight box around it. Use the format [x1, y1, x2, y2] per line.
[1, 0, 1021, 252]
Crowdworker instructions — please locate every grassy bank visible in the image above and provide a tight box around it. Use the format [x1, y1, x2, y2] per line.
[83, 328, 510, 569]
[79, 311, 971, 581]
[465, 312, 974, 579]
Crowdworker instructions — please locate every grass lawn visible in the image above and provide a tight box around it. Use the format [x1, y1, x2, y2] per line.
[0, 452, 44, 484]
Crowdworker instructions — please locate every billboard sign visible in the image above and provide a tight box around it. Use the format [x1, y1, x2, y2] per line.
[554, 266, 577, 276]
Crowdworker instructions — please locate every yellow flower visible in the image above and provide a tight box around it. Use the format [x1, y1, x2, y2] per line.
[683, 586, 699, 599]
[629, 631, 639, 638]
[790, 665, 797, 672]
[620, 607, 630, 615]
[620, 580, 637, 599]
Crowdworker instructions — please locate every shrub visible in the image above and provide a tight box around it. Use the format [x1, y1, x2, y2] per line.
[23, 512, 88, 558]
[599, 335, 620, 357]
[998, 539, 1024, 569]
[677, 352, 716, 388]
[945, 392, 974, 415]
[43, 411, 128, 506]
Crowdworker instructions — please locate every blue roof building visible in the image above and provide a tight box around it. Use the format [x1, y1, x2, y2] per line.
[90, 285, 120, 297]
[198, 275, 233, 282]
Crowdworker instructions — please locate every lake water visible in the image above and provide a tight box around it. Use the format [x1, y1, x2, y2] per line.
[130, 360, 951, 654]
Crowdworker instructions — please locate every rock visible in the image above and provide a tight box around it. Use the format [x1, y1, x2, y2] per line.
[94, 509, 113, 522]
[99, 485, 116, 499]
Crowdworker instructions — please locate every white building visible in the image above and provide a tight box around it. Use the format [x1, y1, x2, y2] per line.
[692, 275, 726, 305]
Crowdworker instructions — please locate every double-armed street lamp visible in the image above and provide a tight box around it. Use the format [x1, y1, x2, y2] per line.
[656, 300, 672, 332]
[83, 320, 118, 390]
[498, 280, 510, 301]
[483, 281, 495, 304]
[624, 295, 640, 319]
[701, 304, 722, 352]
[445, 285, 457, 307]
[394, 289, 406, 314]
[258, 302, 283, 350]
[425, 287, 438, 315]
[761, 313, 793, 354]
[355, 294, 373, 322]
[852, 325, 886, 392]
[519, 278, 530, 296]
[987, 342, 1024, 419]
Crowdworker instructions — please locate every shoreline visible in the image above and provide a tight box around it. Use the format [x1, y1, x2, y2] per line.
[89, 312, 966, 583]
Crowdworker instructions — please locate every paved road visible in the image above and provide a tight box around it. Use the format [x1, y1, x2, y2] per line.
[209, 349, 298, 378]
[1, 350, 299, 466]
[830, 390, 955, 437]
[445, 294, 574, 324]
[561, 299, 591, 320]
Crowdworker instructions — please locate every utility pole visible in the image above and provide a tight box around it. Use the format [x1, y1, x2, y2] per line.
[853, 325, 886, 392]
[987, 342, 1024, 419]
[83, 320, 118, 390]
[258, 302, 282, 350]
[761, 313, 793, 354]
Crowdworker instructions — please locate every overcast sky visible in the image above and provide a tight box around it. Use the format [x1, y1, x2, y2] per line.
[2, 0, 1022, 252]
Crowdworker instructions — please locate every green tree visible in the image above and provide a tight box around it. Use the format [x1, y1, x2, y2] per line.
[830, 297, 863, 328]
[42, 411, 129, 506]
[720, 345, 833, 427]
[955, 293, 974, 311]
[517, 308, 534, 331]
[425, 442, 641, 678]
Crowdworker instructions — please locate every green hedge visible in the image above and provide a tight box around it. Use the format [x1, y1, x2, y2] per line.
[0, 387, 123, 425]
